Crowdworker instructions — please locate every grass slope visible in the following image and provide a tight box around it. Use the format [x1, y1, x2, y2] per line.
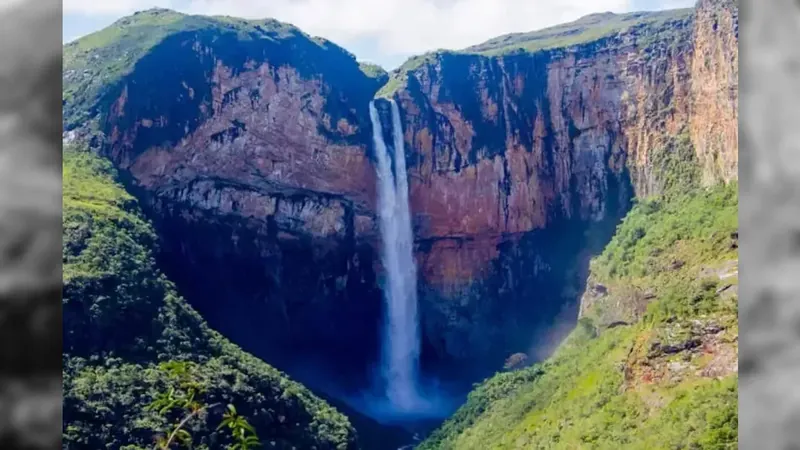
[465, 9, 691, 56]
[419, 180, 738, 450]
[62, 147, 357, 450]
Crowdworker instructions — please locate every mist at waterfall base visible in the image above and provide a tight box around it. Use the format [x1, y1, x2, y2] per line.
[338, 99, 456, 426]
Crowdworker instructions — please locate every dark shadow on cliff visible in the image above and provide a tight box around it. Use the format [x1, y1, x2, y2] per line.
[416, 161, 634, 399]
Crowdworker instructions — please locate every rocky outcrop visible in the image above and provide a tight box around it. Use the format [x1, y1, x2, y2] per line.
[623, 316, 737, 389]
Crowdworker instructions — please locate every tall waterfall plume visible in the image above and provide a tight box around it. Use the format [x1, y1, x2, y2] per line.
[368, 99, 422, 412]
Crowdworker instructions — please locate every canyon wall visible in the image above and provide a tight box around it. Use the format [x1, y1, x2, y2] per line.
[64, 15, 390, 386]
[388, 0, 737, 368]
[690, 0, 739, 185]
[62, 0, 738, 386]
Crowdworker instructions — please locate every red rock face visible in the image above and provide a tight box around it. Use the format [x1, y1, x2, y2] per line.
[85, 31, 391, 384]
[390, 0, 737, 363]
[690, 0, 739, 185]
[417, 237, 503, 297]
[397, 35, 682, 284]
[113, 61, 378, 241]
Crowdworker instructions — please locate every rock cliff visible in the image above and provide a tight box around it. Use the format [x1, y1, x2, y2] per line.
[384, 0, 737, 370]
[690, 0, 738, 185]
[64, 10, 389, 390]
[62, 0, 738, 393]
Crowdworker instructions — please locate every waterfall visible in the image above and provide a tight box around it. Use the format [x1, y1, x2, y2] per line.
[369, 99, 421, 412]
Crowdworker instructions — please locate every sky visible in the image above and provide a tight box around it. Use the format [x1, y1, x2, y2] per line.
[63, 0, 696, 70]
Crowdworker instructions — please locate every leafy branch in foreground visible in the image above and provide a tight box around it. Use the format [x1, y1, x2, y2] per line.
[143, 361, 260, 449]
[217, 404, 261, 450]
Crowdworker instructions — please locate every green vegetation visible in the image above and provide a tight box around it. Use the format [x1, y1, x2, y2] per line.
[358, 62, 388, 80]
[63, 146, 357, 449]
[215, 405, 261, 450]
[375, 51, 452, 98]
[144, 361, 260, 450]
[397, 52, 451, 73]
[64, 8, 190, 128]
[419, 177, 738, 449]
[649, 131, 702, 198]
[375, 75, 407, 98]
[465, 9, 692, 56]
[592, 182, 737, 281]
[423, 366, 544, 447]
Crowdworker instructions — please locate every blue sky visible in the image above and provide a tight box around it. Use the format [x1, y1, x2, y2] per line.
[63, 0, 696, 70]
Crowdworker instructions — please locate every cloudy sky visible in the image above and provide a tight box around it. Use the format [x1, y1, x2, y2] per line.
[63, 0, 696, 69]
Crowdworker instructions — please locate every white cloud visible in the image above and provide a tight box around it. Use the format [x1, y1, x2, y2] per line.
[63, 0, 692, 67]
[631, 0, 695, 9]
[63, 0, 177, 15]
[185, 0, 630, 56]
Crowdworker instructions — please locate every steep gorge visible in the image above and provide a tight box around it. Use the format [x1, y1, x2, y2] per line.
[62, 0, 738, 418]
[390, 0, 737, 376]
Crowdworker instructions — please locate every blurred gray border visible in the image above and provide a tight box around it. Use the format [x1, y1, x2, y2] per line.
[739, 0, 800, 448]
[0, 0, 63, 448]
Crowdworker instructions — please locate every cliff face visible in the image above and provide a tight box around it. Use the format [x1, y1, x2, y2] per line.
[63, 10, 390, 388]
[690, 0, 739, 185]
[63, 0, 738, 387]
[386, 0, 737, 367]
[115, 46, 385, 374]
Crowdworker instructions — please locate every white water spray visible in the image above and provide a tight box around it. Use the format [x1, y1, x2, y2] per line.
[369, 99, 422, 412]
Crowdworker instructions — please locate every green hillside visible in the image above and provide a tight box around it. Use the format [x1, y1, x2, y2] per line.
[465, 9, 692, 56]
[62, 147, 357, 449]
[419, 180, 738, 449]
